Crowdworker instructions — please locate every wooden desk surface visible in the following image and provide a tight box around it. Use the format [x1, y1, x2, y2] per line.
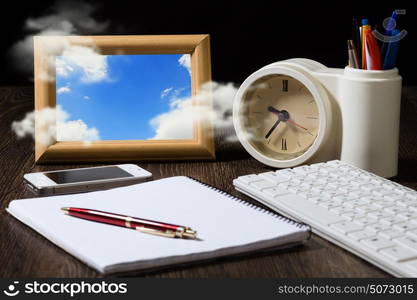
[1, 86, 416, 278]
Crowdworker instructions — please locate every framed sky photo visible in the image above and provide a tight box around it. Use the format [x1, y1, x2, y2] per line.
[34, 35, 214, 163]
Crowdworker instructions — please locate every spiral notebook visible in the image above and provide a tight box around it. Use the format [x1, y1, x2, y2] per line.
[7, 176, 310, 274]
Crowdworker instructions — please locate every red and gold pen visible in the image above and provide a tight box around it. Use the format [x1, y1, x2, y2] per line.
[61, 207, 197, 239]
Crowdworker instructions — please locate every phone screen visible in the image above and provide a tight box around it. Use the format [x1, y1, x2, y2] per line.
[44, 166, 133, 184]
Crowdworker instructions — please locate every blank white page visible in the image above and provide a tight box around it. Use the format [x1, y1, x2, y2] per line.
[7, 176, 309, 274]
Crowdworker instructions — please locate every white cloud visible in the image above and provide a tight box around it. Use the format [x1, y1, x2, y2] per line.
[160, 87, 173, 99]
[150, 98, 194, 139]
[56, 56, 74, 77]
[9, 0, 109, 75]
[12, 105, 100, 146]
[161, 87, 188, 100]
[56, 45, 108, 83]
[178, 54, 191, 76]
[57, 85, 71, 94]
[83, 96, 90, 100]
[149, 82, 239, 140]
[57, 119, 99, 142]
[25, 1, 109, 33]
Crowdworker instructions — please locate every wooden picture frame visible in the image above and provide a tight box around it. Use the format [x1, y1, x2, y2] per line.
[34, 35, 215, 163]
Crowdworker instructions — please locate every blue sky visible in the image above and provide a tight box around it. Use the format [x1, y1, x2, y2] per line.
[56, 53, 192, 140]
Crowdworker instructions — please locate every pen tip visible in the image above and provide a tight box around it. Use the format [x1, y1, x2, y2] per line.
[61, 207, 69, 212]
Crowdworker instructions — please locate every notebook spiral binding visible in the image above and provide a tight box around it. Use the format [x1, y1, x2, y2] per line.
[187, 177, 311, 231]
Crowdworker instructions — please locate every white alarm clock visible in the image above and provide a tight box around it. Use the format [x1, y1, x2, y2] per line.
[233, 58, 402, 177]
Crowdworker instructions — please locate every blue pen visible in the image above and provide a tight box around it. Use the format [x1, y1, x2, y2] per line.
[382, 29, 400, 70]
[385, 11, 398, 36]
[381, 11, 398, 59]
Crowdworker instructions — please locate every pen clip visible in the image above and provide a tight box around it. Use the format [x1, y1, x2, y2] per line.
[135, 226, 176, 238]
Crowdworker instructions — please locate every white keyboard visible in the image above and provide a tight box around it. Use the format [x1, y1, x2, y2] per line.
[233, 160, 417, 277]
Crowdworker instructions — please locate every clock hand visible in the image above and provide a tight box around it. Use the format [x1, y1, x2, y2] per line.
[265, 118, 281, 139]
[267, 106, 281, 115]
[287, 119, 313, 136]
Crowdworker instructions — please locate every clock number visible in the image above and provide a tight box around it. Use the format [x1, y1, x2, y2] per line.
[281, 138, 287, 151]
[282, 80, 288, 92]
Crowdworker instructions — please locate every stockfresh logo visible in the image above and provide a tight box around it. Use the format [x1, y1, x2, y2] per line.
[3, 281, 20, 297]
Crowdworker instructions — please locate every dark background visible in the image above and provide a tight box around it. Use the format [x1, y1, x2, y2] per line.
[1, 0, 415, 86]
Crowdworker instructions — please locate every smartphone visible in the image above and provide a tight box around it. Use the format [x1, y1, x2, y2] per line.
[23, 164, 152, 196]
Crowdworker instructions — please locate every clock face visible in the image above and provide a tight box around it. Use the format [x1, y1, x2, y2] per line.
[240, 74, 320, 160]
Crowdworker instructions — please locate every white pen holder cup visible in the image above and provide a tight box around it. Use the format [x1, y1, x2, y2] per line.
[311, 64, 402, 177]
[337, 67, 401, 177]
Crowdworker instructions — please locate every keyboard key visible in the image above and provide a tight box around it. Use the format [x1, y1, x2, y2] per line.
[349, 191, 372, 198]
[349, 180, 365, 187]
[398, 211, 417, 220]
[361, 237, 395, 250]
[250, 180, 276, 190]
[367, 223, 391, 233]
[236, 175, 260, 185]
[345, 199, 368, 208]
[319, 200, 342, 209]
[334, 195, 359, 202]
[289, 179, 302, 186]
[311, 162, 328, 168]
[380, 245, 417, 262]
[384, 206, 409, 214]
[394, 236, 417, 251]
[349, 170, 364, 177]
[355, 205, 379, 214]
[383, 194, 404, 202]
[321, 190, 341, 198]
[258, 172, 290, 184]
[372, 188, 393, 197]
[331, 221, 363, 234]
[275, 169, 299, 178]
[277, 182, 290, 190]
[342, 211, 366, 220]
[395, 185, 416, 196]
[407, 229, 417, 239]
[368, 210, 393, 219]
[361, 184, 379, 192]
[380, 215, 408, 225]
[393, 222, 417, 232]
[354, 217, 378, 227]
[397, 199, 417, 208]
[382, 182, 398, 190]
[263, 187, 290, 198]
[372, 200, 395, 209]
[405, 193, 417, 200]
[297, 191, 321, 199]
[271, 194, 347, 226]
[330, 207, 354, 215]
[348, 229, 376, 241]
[379, 229, 404, 240]
[292, 166, 314, 175]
